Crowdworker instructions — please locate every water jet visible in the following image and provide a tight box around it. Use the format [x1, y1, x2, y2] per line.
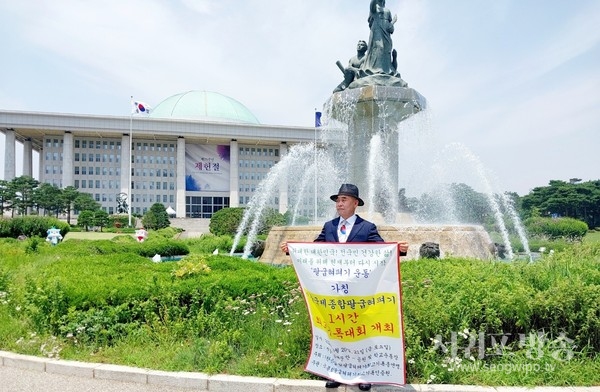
[232, 1, 529, 262]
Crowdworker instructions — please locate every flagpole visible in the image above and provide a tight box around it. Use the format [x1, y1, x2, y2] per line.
[128, 96, 133, 227]
[314, 109, 318, 224]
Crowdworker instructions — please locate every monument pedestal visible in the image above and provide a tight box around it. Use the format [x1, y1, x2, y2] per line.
[327, 86, 427, 218]
[262, 224, 495, 265]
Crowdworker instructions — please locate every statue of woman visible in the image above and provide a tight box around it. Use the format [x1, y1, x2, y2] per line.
[360, 0, 397, 77]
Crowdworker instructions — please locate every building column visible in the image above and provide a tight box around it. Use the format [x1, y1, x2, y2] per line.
[120, 134, 131, 202]
[3, 129, 16, 180]
[278, 142, 288, 214]
[229, 139, 239, 207]
[23, 138, 33, 177]
[62, 131, 73, 188]
[38, 147, 44, 181]
[176, 137, 186, 218]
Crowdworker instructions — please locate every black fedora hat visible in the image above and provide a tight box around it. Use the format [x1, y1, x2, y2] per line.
[330, 183, 364, 206]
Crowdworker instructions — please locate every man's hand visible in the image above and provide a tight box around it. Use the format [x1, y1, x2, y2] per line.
[280, 242, 289, 254]
[398, 242, 408, 255]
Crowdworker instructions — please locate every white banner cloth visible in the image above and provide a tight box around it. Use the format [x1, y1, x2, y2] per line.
[288, 242, 406, 386]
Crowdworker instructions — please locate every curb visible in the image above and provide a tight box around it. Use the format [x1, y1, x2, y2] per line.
[1, 351, 598, 392]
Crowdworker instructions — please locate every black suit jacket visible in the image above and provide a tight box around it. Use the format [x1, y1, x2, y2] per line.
[314, 215, 384, 243]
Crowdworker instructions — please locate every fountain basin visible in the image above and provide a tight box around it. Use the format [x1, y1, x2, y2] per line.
[261, 224, 495, 265]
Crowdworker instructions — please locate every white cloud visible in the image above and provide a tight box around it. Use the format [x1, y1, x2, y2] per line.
[180, 0, 215, 15]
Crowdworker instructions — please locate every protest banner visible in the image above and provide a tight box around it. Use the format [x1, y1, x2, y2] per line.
[287, 242, 406, 386]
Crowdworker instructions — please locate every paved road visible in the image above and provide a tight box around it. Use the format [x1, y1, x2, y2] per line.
[0, 366, 198, 392]
[0, 351, 322, 392]
[3, 351, 600, 392]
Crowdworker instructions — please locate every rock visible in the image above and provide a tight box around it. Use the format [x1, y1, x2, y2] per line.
[494, 243, 507, 259]
[419, 242, 440, 259]
[251, 240, 266, 258]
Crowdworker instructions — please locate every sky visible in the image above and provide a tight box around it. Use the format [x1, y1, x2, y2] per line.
[0, 0, 598, 196]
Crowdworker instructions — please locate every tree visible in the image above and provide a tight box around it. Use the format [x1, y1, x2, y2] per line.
[34, 183, 63, 216]
[9, 176, 39, 216]
[142, 203, 170, 230]
[0, 180, 12, 216]
[449, 183, 490, 224]
[62, 186, 80, 225]
[74, 193, 100, 213]
[397, 188, 409, 212]
[521, 180, 600, 229]
[93, 210, 110, 232]
[77, 210, 94, 231]
[77, 210, 108, 231]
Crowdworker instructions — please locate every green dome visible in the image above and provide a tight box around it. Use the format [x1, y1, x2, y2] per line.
[150, 90, 260, 124]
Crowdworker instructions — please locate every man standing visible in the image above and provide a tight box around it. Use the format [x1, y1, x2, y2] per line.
[315, 183, 381, 245]
[281, 183, 407, 391]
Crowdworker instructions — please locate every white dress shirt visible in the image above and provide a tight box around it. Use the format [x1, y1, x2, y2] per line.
[338, 215, 357, 243]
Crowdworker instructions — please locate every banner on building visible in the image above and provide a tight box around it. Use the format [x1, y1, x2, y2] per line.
[185, 144, 230, 191]
[287, 242, 406, 386]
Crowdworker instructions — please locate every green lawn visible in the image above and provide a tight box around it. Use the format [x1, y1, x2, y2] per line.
[64, 232, 135, 241]
[584, 230, 600, 244]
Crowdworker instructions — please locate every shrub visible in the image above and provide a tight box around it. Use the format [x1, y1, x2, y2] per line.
[258, 208, 286, 235]
[527, 238, 572, 253]
[111, 234, 137, 243]
[25, 237, 43, 254]
[209, 207, 285, 236]
[185, 234, 238, 254]
[284, 210, 310, 225]
[0, 216, 70, 238]
[53, 237, 188, 258]
[172, 255, 212, 279]
[138, 240, 190, 258]
[52, 239, 132, 256]
[525, 217, 588, 241]
[210, 207, 245, 236]
[23, 279, 69, 334]
[0, 218, 10, 237]
[142, 203, 171, 230]
[109, 215, 129, 229]
[150, 227, 182, 240]
[0, 267, 9, 292]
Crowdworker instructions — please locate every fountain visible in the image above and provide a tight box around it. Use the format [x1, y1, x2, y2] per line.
[232, 0, 530, 264]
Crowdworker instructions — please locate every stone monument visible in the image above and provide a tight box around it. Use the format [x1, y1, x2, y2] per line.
[257, 0, 495, 263]
[328, 0, 426, 221]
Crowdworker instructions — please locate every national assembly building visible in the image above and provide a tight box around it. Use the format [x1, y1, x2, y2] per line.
[1, 90, 317, 218]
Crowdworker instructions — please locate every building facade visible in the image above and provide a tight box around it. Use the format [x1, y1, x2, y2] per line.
[1, 91, 318, 218]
